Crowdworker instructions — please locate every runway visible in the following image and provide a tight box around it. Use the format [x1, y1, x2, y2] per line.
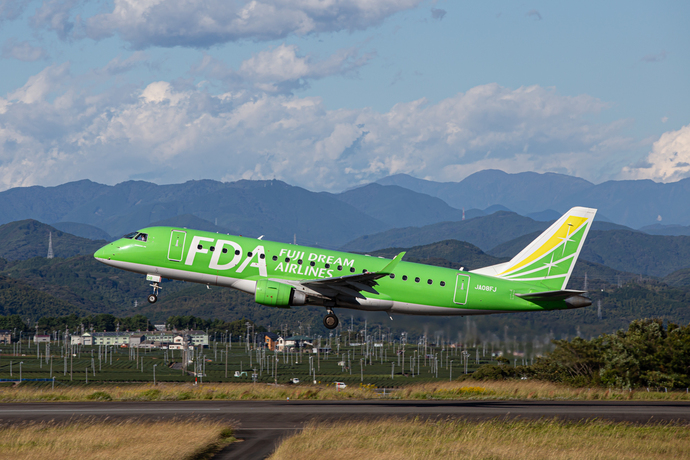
[1, 400, 688, 459]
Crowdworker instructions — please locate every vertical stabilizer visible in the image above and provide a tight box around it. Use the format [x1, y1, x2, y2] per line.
[471, 207, 597, 290]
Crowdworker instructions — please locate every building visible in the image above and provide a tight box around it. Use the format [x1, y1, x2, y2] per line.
[278, 335, 313, 351]
[33, 334, 50, 343]
[0, 330, 11, 344]
[187, 331, 209, 348]
[145, 331, 176, 345]
[168, 334, 189, 350]
[263, 332, 279, 351]
[92, 332, 131, 346]
[129, 334, 146, 347]
[71, 332, 93, 346]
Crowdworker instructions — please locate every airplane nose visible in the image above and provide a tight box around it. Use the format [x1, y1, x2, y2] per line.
[94, 244, 112, 260]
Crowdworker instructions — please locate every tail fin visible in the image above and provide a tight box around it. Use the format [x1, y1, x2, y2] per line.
[471, 206, 597, 290]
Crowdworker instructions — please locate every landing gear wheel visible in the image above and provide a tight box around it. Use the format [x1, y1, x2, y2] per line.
[323, 313, 339, 329]
[147, 294, 158, 304]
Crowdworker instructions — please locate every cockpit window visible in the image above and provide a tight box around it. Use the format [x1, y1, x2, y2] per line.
[123, 232, 138, 239]
[135, 233, 148, 242]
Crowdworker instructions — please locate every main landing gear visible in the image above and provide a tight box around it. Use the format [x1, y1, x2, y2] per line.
[323, 310, 339, 329]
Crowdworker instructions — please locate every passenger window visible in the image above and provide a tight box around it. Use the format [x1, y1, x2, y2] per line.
[210, 246, 215, 252]
[285, 257, 291, 263]
[337, 265, 342, 271]
[260, 254, 265, 259]
[298, 259, 303, 265]
[350, 267, 355, 273]
[427, 279, 432, 285]
[415, 277, 420, 283]
[223, 248, 228, 254]
[402, 275, 408, 281]
[197, 244, 203, 250]
[440, 281, 446, 287]
[325, 263, 330, 268]
[235, 250, 240, 255]
[273, 256, 278, 261]
[389, 274, 395, 279]
[310, 261, 315, 266]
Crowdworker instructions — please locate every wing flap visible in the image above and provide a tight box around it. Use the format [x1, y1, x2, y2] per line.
[300, 252, 405, 295]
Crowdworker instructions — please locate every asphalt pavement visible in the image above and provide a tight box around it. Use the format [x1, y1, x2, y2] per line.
[1, 400, 688, 459]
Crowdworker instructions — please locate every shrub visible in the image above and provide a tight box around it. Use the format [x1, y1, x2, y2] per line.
[86, 391, 112, 401]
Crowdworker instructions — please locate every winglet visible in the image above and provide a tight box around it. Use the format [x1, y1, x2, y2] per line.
[378, 252, 405, 274]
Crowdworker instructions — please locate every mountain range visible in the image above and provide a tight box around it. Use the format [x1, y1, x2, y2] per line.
[4, 170, 690, 250]
[377, 170, 690, 229]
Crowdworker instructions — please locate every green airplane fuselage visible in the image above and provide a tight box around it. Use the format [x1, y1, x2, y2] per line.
[94, 226, 578, 316]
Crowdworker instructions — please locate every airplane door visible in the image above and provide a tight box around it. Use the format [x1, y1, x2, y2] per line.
[453, 274, 470, 305]
[168, 230, 186, 262]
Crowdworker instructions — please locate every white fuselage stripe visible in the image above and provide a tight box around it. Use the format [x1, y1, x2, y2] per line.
[96, 258, 522, 316]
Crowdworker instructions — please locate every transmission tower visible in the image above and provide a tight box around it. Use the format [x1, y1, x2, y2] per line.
[47, 232, 54, 259]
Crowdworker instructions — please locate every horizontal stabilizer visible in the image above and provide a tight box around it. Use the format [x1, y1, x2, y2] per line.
[515, 289, 586, 300]
[516, 289, 591, 308]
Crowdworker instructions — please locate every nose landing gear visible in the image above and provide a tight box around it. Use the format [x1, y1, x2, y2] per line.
[323, 310, 339, 329]
[147, 277, 162, 304]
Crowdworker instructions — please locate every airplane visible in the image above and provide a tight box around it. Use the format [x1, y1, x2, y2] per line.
[94, 206, 596, 329]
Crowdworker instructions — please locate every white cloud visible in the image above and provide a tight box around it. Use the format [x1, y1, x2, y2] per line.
[93, 52, 148, 76]
[193, 44, 374, 94]
[1, 39, 48, 61]
[0, 65, 635, 192]
[30, 0, 82, 40]
[622, 123, 690, 183]
[431, 8, 446, 20]
[7, 62, 70, 103]
[642, 50, 667, 63]
[0, 0, 31, 22]
[526, 9, 542, 20]
[84, 0, 423, 48]
[240, 43, 374, 92]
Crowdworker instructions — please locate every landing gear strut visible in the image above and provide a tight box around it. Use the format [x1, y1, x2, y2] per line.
[148, 282, 161, 304]
[323, 310, 339, 329]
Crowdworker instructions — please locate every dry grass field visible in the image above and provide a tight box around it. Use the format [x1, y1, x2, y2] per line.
[0, 418, 234, 460]
[0, 380, 688, 402]
[269, 418, 690, 460]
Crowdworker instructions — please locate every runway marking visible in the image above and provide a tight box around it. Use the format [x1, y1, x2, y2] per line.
[235, 428, 301, 431]
[0, 408, 221, 413]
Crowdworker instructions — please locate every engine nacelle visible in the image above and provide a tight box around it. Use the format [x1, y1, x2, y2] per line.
[254, 279, 306, 307]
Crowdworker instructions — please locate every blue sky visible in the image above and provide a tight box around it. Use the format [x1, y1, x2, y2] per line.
[0, 0, 688, 191]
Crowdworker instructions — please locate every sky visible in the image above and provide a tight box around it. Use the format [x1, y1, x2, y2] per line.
[0, 0, 688, 192]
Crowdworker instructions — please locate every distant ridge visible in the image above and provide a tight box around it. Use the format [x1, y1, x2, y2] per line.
[341, 211, 548, 253]
[377, 170, 690, 228]
[0, 220, 105, 261]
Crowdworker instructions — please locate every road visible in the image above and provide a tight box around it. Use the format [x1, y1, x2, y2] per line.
[1, 400, 689, 459]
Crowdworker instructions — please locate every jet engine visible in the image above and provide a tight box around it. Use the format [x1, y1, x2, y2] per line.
[254, 279, 306, 307]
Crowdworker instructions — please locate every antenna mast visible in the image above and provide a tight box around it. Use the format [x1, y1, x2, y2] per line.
[47, 232, 54, 259]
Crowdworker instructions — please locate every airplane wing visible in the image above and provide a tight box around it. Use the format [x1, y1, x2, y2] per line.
[298, 252, 405, 298]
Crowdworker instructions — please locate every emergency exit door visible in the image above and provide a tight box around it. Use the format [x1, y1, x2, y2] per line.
[454, 274, 470, 305]
[168, 230, 186, 261]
